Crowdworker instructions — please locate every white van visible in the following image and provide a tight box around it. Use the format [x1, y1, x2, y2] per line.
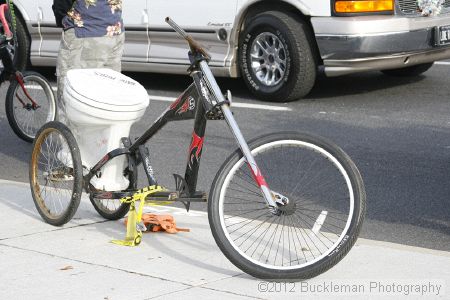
[10, 0, 450, 102]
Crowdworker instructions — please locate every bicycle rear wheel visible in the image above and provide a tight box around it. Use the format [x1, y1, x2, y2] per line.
[30, 121, 82, 226]
[6, 71, 56, 142]
[208, 132, 365, 280]
[89, 164, 137, 220]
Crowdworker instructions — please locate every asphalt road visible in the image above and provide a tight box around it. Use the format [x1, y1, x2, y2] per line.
[0, 63, 449, 252]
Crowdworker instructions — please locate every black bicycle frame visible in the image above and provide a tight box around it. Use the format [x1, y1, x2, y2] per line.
[85, 14, 279, 209]
[84, 56, 213, 199]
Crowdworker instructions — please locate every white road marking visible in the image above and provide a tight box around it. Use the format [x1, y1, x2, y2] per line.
[148, 95, 291, 111]
[45, 87, 291, 111]
[42, 62, 450, 112]
[311, 210, 328, 235]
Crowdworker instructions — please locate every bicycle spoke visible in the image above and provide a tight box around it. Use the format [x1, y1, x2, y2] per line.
[224, 207, 268, 220]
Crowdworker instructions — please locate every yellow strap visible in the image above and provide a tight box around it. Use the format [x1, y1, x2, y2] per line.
[121, 185, 172, 207]
[121, 185, 166, 202]
[112, 185, 168, 247]
[111, 201, 143, 247]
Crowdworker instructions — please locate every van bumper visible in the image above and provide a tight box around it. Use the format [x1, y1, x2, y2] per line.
[312, 14, 450, 76]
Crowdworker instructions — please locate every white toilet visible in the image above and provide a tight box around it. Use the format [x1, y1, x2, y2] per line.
[63, 68, 149, 191]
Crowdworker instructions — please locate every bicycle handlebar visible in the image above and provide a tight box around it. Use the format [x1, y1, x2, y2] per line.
[165, 17, 211, 61]
[0, 4, 12, 40]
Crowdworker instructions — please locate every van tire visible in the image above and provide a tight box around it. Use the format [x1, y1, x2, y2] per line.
[239, 11, 316, 102]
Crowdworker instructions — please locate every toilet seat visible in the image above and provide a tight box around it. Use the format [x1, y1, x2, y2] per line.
[65, 68, 149, 112]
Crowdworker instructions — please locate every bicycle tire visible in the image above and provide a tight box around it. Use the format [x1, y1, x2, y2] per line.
[5, 71, 56, 142]
[208, 132, 366, 280]
[30, 121, 83, 226]
[89, 163, 137, 220]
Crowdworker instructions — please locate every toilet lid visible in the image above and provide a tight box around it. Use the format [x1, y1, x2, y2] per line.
[65, 69, 149, 112]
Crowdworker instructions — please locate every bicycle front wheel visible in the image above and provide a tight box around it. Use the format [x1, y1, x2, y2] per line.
[208, 132, 365, 280]
[6, 71, 56, 142]
[30, 122, 83, 226]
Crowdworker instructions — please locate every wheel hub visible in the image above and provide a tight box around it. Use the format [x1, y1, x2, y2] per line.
[272, 191, 296, 215]
[43, 168, 74, 182]
[250, 32, 287, 87]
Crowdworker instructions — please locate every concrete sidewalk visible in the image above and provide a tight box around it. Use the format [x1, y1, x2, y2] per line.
[0, 179, 448, 300]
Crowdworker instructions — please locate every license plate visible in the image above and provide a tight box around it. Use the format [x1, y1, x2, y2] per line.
[436, 25, 450, 46]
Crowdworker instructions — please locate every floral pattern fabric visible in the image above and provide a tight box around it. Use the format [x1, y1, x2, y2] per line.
[63, 0, 123, 38]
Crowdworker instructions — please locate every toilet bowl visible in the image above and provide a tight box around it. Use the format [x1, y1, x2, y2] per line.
[63, 68, 149, 191]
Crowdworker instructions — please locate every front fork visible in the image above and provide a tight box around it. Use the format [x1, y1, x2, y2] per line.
[14, 71, 40, 110]
[199, 61, 278, 208]
[220, 104, 278, 208]
[0, 40, 39, 110]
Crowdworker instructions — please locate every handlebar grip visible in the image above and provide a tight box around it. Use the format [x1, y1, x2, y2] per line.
[165, 17, 189, 39]
[165, 17, 211, 61]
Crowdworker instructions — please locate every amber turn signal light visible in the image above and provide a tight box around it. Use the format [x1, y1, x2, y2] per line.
[335, 0, 394, 13]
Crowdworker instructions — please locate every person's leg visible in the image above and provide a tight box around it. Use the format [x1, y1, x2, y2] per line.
[104, 33, 125, 72]
[55, 29, 84, 165]
[79, 33, 124, 71]
[56, 28, 83, 123]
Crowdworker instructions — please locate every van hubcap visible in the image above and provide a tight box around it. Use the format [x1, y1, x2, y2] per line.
[250, 32, 287, 87]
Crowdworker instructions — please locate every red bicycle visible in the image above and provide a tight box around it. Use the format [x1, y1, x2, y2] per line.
[1, 0, 56, 142]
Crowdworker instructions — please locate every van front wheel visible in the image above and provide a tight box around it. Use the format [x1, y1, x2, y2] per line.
[239, 11, 317, 102]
